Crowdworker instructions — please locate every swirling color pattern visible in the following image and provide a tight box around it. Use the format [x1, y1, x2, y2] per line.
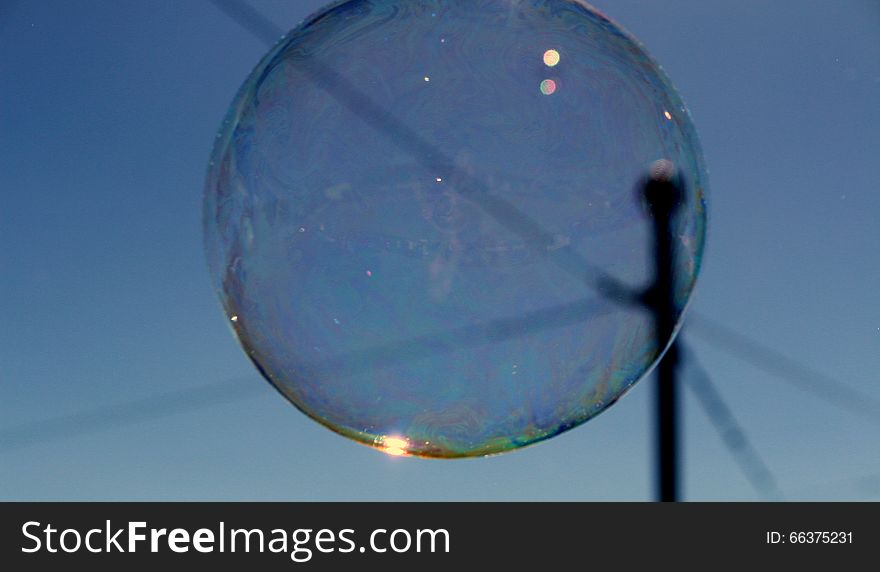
[204, 0, 707, 458]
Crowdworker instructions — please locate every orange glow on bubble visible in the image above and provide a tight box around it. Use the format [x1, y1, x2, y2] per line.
[380, 436, 409, 456]
[543, 49, 560, 67]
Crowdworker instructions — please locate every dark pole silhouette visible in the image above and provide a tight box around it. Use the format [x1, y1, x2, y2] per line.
[643, 161, 684, 502]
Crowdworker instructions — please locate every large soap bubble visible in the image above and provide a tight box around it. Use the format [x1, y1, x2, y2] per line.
[204, 0, 707, 457]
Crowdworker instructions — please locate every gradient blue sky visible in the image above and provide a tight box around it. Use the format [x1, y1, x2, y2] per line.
[2, 0, 878, 500]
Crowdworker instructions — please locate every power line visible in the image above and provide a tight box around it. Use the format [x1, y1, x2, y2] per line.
[681, 344, 784, 500]
[210, 0, 878, 450]
[0, 378, 264, 453]
[302, 297, 615, 377]
[4, 307, 870, 459]
[207, 0, 639, 307]
[688, 313, 880, 426]
[205, 0, 880, 424]
[210, 0, 880, 428]
[0, 293, 613, 452]
[209, 0, 285, 46]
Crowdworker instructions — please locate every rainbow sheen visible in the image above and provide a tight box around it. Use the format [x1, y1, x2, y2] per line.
[539, 78, 558, 95]
[204, 0, 708, 458]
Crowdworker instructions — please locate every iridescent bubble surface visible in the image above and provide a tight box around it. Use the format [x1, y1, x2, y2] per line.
[204, 0, 708, 458]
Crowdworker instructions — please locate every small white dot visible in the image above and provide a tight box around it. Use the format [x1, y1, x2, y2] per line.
[424, 76, 430, 82]
[435, 177, 443, 182]
[230, 315, 238, 322]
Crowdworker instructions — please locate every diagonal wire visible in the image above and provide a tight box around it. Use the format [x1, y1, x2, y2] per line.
[0, 378, 265, 453]
[6, 309, 871, 455]
[209, 0, 286, 46]
[680, 342, 785, 500]
[303, 297, 615, 377]
[207, 0, 640, 307]
[688, 313, 880, 426]
[5, 0, 873, 460]
[211, 0, 880, 424]
[0, 297, 613, 452]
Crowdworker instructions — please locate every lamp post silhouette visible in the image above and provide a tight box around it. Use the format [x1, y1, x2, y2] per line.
[642, 160, 684, 502]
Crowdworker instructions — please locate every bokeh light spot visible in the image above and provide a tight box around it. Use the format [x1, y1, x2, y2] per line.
[540, 78, 557, 95]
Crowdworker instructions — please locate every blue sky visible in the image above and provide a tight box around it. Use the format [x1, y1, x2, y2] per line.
[1, 0, 878, 500]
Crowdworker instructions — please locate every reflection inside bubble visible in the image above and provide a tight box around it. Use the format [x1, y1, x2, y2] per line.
[204, 0, 707, 458]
